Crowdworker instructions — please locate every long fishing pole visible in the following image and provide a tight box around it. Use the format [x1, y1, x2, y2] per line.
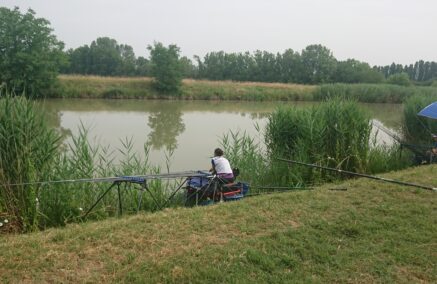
[372, 120, 402, 143]
[2, 170, 212, 188]
[277, 158, 437, 192]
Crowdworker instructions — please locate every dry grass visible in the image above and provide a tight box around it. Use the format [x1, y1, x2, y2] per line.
[183, 78, 315, 90]
[59, 75, 153, 83]
[54, 75, 317, 101]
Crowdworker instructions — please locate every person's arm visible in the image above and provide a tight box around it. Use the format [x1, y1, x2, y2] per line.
[210, 159, 216, 174]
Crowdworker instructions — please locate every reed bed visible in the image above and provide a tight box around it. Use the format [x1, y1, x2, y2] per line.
[0, 94, 182, 232]
[219, 130, 270, 188]
[259, 99, 409, 185]
[0, 94, 61, 231]
[315, 83, 437, 103]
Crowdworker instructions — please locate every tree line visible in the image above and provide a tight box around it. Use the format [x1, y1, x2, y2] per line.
[1, 7, 436, 98]
[62, 38, 437, 85]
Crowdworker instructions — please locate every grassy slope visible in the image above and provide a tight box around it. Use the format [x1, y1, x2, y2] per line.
[53, 75, 437, 102]
[54, 75, 316, 101]
[1, 166, 436, 283]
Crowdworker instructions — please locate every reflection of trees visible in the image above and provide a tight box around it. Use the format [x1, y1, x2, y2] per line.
[39, 106, 72, 145]
[147, 104, 185, 151]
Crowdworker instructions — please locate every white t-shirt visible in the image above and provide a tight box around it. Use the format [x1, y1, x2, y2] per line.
[211, 156, 233, 175]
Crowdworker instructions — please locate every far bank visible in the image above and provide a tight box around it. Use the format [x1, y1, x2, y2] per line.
[50, 75, 437, 103]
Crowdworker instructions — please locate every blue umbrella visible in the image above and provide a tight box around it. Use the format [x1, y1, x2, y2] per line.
[418, 102, 437, 120]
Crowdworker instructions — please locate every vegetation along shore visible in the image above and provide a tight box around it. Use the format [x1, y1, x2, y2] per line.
[52, 75, 437, 103]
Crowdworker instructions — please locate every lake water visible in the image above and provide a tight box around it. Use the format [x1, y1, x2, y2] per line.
[39, 99, 403, 171]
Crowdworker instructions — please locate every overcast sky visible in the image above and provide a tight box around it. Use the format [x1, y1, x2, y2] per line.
[2, 0, 436, 65]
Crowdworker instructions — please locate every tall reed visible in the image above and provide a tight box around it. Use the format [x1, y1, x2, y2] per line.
[220, 130, 268, 187]
[0, 94, 176, 232]
[265, 98, 373, 185]
[403, 94, 437, 145]
[37, 126, 166, 228]
[315, 83, 437, 103]
[0, 94, 61, 231]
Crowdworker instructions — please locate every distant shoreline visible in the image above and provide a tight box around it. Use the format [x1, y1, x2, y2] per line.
[50, 75, 437, 103]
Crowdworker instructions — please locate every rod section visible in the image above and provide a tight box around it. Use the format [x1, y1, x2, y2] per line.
[277, 158, 437, 192]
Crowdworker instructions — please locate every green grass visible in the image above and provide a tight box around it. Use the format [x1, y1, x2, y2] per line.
[1, 165, 435, 283]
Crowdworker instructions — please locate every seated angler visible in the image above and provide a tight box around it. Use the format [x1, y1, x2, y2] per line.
[210, 148, 234, 184]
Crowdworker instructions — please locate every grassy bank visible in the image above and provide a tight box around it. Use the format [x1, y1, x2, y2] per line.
[53, 75, 317, 101]
[1, 165, 436, 282]
[52, 75, 437, 102]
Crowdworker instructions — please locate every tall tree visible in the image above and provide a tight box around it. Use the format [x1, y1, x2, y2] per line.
[118, 44, 136, 76]
[334, 59, 383, 83]
[147, 42, 183, 94]
[277, 49, 301, 83]
[300, 44, 337, 84]
[65, 46, 91, 74]
[0, 7, 66, 97]
[88, 37, 122, 76]
[179, 56, 197, 78]
[135, 56, 151, 76]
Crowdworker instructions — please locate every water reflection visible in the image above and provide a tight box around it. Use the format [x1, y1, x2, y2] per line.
[147, 104, 185, 151]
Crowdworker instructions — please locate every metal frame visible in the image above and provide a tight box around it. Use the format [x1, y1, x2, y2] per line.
[82, 172, 211, 218]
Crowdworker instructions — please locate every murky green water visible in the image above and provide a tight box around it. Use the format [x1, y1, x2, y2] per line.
[38, 99, 403, 171]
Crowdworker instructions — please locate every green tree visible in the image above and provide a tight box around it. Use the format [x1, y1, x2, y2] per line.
[88, 37, 122, 76]
[387, 72, 411, 86]
[65, 46, 91, 74]
[117, 44, 136, 76]
[277, 49, 301, 83]
[179, 56, 197, 78]
[147, 42, 183, 94]
[300, 44, 337, 84]
[0, 7, 66, 97]
[334, 59, 383, 83]
[135, 56, 151, 76]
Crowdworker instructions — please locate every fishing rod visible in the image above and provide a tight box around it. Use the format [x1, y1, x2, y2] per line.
[244, 187, 315, 198]
[277, 158, 437, 192]
[2, 170, 212, 188]
[372, 120, 403, 143]
[372, 120, 435, 163]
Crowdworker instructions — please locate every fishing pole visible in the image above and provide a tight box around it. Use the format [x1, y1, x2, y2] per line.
[373, 119, 437, 157]
[244, 187, 315, 198]
[2, 170, 212, 188]
[277, 158, 437, 192]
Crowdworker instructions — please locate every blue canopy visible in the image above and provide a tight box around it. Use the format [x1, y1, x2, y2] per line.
[418, 102, 437, 120]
